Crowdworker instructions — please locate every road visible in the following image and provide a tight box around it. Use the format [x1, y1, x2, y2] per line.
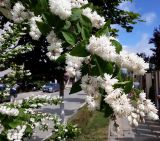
[16, 88, 86, 141]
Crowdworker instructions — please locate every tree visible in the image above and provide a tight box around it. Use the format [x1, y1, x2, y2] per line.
[149, 26, 160, 69]
[89, 0, 141, 35]
[0, 1, 158, 139]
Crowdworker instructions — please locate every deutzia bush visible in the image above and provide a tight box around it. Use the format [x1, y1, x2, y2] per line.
[0, 95, 63, 140]
[0, 0, 158, 139]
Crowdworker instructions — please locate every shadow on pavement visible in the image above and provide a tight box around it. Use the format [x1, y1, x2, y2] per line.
[30, 136, 44, 141]
[64, 97, 84, 103]
[38, 108, 75, 116]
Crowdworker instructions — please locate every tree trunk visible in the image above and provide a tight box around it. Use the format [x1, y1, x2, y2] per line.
[59, 79, 65, 123]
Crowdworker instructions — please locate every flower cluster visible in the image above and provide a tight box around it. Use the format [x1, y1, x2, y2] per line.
[81, 75, 100, 110]
[0, 22, 13, 45]
[128, 92, 158, 127]
[71, 0, 88, 8]
[52, 115, 81, 141]
[101, 74, 118, 93]
[87, 35, 149, 75]
[7, 125, 26, 141]
[0, 105, 19, 116]
[49, 0, 72, 20]
[46, 31, 63, 60]
[29, 15, 42, 40]
[105, 89, 133, 117]
[82, 8, 105, 29]
[21, 94, 63, 108]
[65, 54, 85, 78]
[118, 51, 149, 75]
[11, 2, 29, 23]
[87, 35, 117, 63]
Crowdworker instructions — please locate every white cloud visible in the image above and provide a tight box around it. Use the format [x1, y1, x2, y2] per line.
[118, 1, 135, 11]
[142, 12, 157, 25]
[123, 33, 154, 56]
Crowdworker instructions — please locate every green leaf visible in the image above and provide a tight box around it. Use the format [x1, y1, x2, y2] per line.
[124, 81, 133, 93]
[81, 64, 89, 76]
[111, 40, 122, 54]
[25, 125, 33, 134]
[9, 120, 22, 128]
[104, 103, 113, 117]
[63, 21, 71, 30]
[69, 80, 82, 94]
[36, 21, 51, 35]
[42, 12, 56, 26]
[80, 15, 92, 30]
[70, 8, 82, 21]
[81, 26, 90, 40]
[39, 0, 48, 10]
[70, 41, 89, 57]
[56, 54, 66, 64]
[76, 22, 81, 34]
[114, 80, 133, 93]
[96, 20, 111, 37]
[62, 31, 76, 45]
[112, 64, 120, 78]
[92, 55, 113, 76]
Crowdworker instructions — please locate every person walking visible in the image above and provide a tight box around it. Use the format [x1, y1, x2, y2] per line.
[10, 84, 19, 103]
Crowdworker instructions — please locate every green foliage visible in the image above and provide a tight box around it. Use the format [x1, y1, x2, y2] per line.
[92, 55, 113, 76]
[70, 80, 82, 94]
[96, 20, 111, 37]
[70, 41, 89, 57]
[114, 80, 133, 93]
[111, 40, 122, 54]
[70, 8, 82, 21]
[62, 31, 76, 45]
[89, 0, 141, 35]
[36, 21, 51, 35]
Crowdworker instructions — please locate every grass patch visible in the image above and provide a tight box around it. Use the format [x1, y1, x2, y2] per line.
[69, 105, 109, 141]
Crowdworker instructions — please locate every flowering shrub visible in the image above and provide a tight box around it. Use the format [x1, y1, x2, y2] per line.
[0, 0, 159, 140]
[0, 95, 64, 140]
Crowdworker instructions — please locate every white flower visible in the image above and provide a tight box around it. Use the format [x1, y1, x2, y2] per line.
[7, 125, 26, 141]
[29, 15, 42, 40]
[118, 51, 149, 75]
[46, 31, 63, 60]
[71, 0, 88, 8]
[102, 73, 118, 93]
[49, 0, 71, 20]
[133, 119, 138, 127]
[65, 54, 84, 78]
[139, 92, 146, 101]
[11, 2, 29, 23]
[82, 7, 105, 29]
[0, 106, 19, 116]
[127, 115, 132, 123]
[86, 95, 96, 111]
[87, 35, 117, 63]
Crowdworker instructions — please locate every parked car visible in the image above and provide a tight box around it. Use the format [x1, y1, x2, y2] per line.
[17, 82, 38, 92]
[0, 83, 6, 91]
[42, 83, 60, 93]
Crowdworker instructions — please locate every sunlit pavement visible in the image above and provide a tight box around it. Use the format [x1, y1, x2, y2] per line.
[16, 89, 86, 141]
[108, 118, 160, 141]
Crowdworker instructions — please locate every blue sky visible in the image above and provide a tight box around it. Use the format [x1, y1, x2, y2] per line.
[115, 0, 160, 56]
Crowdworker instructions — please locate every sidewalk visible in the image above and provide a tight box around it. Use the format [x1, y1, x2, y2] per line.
[108, 118, 160, 141]
[30, 91, 85, 141]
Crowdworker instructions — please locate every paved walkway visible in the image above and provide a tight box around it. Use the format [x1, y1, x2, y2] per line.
[20, 90, 86, 141]
[108, 118, 160, 141]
